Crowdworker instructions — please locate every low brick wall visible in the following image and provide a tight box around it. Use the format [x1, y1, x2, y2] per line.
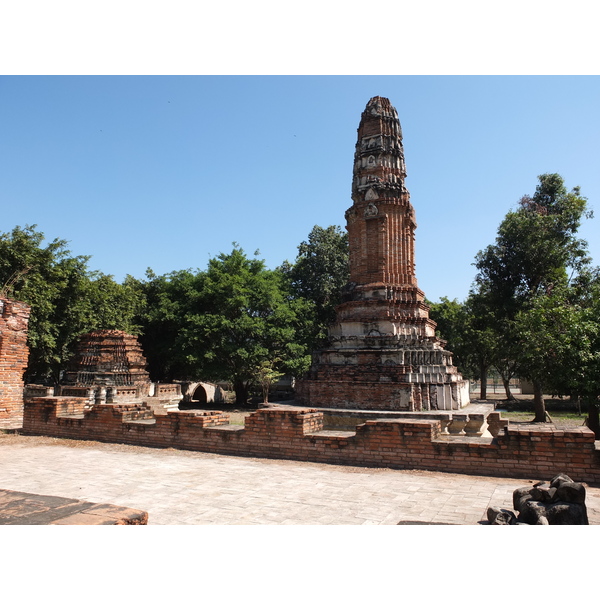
[155, 384, 181, 398]
[22, 398, 600, 485]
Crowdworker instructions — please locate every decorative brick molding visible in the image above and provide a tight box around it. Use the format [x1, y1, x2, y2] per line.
[22, 399, 600, 485]
[62, 329, 152, 392]
[297, 96, 469, 411]
[55, 330, 182, 411]
[0, 297, 31, 429]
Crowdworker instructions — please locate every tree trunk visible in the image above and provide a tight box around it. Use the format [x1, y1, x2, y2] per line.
[532, 380, 547, 422]
[586, 402, 600, 440]
[262, 381, 270, 404]
[479, 364, 487, 400]
[233, 379, 249, 405]
[501, 375, 516, 402]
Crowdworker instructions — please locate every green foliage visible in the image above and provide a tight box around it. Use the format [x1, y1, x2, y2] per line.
[134, 245, 312, 403]
[429, 295, 497, 384]
[475, 174, 591, 311]
[130, 268, 202, 381]
[282, 224, 349, 349]
[514, 272, 600, 401]
[256, 359, 285, 403]
[428, 297, 474, 377]
[0, 225, 144, 382]
[471, 174, 593, 419]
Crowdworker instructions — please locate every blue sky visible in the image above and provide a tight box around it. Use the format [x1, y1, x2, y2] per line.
[2, 75, 599, 302]
[2, 2, 598, 578]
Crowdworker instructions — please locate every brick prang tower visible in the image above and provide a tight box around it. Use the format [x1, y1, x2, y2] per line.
[296, 97, 470, 411]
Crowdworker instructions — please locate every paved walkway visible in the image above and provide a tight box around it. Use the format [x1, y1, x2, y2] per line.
[2, 433, 600, 525]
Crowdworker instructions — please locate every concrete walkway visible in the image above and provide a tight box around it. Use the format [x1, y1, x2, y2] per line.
[2, 433, 600, 525]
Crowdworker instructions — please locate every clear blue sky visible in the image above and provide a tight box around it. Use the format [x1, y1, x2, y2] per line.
[1, 75, 599, 302]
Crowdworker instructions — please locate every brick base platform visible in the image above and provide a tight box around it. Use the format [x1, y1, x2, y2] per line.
[0, 488, 148, 525]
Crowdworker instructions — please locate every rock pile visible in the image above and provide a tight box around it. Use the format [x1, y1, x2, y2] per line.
[487, 473, 589, 525]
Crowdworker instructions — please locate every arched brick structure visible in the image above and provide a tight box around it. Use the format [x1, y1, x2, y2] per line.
[182, 381, 225, 404]
[191, 384, 208, 402]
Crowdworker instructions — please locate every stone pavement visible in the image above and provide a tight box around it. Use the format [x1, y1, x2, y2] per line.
[2, 433, 600, 525]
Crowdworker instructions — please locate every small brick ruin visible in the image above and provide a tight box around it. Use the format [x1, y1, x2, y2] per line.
[57, 329, 182, 410]
[487, 473, 589, 525]
[297, 97, 469, 411]
[63, 329, 152, 391]
[0, 297, 31, 429]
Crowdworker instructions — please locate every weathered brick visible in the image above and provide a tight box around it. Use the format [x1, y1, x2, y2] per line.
[0, 298, 30, 429]
[20, 398, 600, 484]
[295, 97, 469, 412]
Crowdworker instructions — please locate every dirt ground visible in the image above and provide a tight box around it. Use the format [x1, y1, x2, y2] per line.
[473, 393, 588, 427]
[182, 393, 588, 428]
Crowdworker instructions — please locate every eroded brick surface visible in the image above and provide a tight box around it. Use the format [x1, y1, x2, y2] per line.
[0, 488, 148, 525]
[0, 298, 31, 429]
[63, 329, 152, 390]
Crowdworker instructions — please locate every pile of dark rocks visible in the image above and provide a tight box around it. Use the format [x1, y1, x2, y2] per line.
[487, 473, 589, 525]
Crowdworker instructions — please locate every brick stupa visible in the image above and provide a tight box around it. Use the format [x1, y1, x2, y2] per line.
[63, 330, 151, 391]
[296, 97, 470, 411]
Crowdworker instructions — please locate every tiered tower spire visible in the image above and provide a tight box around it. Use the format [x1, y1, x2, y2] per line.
[348, 96, 415, 287]
[296, 97, 469, 412]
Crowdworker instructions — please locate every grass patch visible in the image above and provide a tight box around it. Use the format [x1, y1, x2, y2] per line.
[497, 410, 587, 426]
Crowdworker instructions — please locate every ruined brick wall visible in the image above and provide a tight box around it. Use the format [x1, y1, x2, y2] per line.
[22, 399, 600, 484]
[0, 298, 31, 429]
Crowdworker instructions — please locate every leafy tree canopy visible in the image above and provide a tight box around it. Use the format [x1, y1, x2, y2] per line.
[0, 225, 144, 382]
[134, 245, 312, 403]
[471, 174, 593, 419]
[474, 174, 591, 313]
[282, 224, 349, 349]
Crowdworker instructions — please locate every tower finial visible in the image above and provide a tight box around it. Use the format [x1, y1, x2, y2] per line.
[348, 96, 413, 286]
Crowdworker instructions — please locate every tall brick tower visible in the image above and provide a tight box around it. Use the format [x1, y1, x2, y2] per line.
[296, 97, 469, 411]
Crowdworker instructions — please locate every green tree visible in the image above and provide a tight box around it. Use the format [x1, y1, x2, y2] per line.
[473, 174, 592, 420]
[282, 224, 349, 350]
[136, 246, 311, 403]
[515, 271, 600, 435]
[256, 358, 285, 404]
[0, 224, 144, 382]
[428, 297, 473, 375]
[429, 295, 497, 399]
[130, 268, 201, 382]
[464, 292, 502, 400]
[188, 246, 310, 403]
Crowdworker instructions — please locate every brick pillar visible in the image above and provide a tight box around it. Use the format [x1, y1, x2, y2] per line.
[0, 297, 31, 429]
